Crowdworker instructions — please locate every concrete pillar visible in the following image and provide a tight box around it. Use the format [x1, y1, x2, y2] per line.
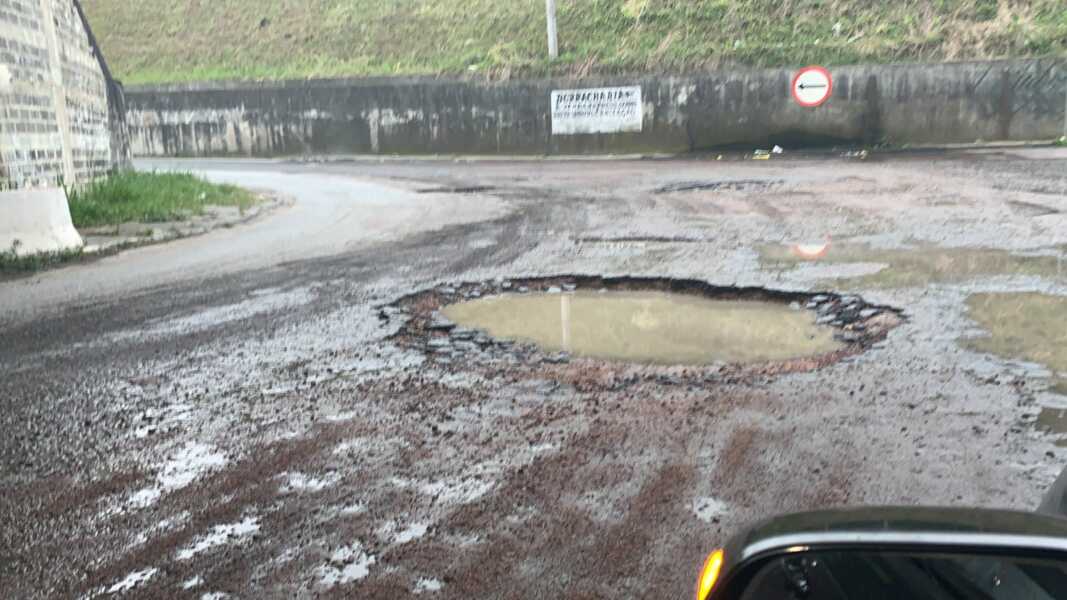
[39, 0, 77, 186]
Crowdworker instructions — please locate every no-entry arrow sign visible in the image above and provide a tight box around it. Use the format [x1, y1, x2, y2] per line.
[792, 66, 833, 107]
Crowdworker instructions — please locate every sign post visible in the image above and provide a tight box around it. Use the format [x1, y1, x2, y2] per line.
[792, 66, 833, 108]
[545, 0, 559, 59]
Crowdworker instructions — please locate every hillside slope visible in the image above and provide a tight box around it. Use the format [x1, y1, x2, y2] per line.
[82, 0, 1067, 85]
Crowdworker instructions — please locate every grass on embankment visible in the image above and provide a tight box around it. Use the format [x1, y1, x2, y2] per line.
[81, 0, 1067, 85]
[67, 171, 256, 228]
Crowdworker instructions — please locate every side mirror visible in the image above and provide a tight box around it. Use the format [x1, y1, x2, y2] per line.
[697, 507, 1067, 600]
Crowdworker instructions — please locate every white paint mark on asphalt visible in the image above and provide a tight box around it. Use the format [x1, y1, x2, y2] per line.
[318, 542, 376, 587]
[418, 478, 494, 505]
[159, 443, 228, 488]
[127, 487, 163, 510]
[263, 384, 297, 397]
[468, 237, 496, 250]
[107, 567, 158, 593]
[200, 593, 229, 600]
[127, 443, 228, 509]
[692, 496, 730, 523]
[339, 502, 367, 515]
[279, 472, 340, 494]
[323, 411, 359, 423]
[176, 516, 260, 560]
[379, 521, 429, 545]
[414, 577, 444, 594]
[274, 429, 303, 440]
[182, 576, 203, 589]
[529, 442, 557, 454]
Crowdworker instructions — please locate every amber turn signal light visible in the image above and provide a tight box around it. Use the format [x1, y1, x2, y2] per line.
[696, 548, 725, 600]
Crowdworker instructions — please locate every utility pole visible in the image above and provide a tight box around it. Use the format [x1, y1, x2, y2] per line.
[545, 0, 558, 59]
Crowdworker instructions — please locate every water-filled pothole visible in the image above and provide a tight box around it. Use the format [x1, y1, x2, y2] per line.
[382, 277, 903, 381]
[965, 293, 1067, 376]
[964, 293, 1067, 442]
[442, 291, 842, 365]
[1037, 408, 1067, 447]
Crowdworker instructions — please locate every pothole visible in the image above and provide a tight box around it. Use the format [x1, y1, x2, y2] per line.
[965, 293, 1067, 376]
[382, 277, 903, 384]
[1036, 408, 1067, 448]
[964, 293, 1067, 442]
[442, 291, 843, 365]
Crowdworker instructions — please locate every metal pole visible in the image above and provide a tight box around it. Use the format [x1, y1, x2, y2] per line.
[545, 0, 559, 59]
[560, 293, 571, 352]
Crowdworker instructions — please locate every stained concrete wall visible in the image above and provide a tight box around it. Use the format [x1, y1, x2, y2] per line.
[125, 58, 1067, 158]
[0, 0, 129, 189]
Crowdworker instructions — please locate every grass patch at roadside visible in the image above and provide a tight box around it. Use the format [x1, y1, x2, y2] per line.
[0, 246, 85, 275]
[68, 171, 256, 228]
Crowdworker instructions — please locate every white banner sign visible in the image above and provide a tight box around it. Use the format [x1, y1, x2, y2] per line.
[551, 86, 643, 135]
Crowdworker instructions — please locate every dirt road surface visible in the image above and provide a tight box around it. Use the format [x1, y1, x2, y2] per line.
[3, 149, 1067, 598]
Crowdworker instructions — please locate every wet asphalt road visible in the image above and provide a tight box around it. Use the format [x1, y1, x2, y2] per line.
[2, 149, 1067, 598]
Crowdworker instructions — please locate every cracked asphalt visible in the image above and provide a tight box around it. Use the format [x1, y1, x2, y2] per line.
[2, 148, 1067, 599]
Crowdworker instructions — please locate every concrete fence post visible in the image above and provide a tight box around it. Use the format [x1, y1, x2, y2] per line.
[545, 0, 558, 59]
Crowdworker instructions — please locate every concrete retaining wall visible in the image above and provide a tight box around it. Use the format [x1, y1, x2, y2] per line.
[125, 58, 1067, 158]
[0, 0, 129, 189]
[0, 188, 83, 255]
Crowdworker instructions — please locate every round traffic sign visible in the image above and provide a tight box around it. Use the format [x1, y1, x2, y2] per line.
[792, 66, 833, 107]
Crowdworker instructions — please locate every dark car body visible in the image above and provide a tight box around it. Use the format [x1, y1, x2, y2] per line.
[707, 507, 1067, 600]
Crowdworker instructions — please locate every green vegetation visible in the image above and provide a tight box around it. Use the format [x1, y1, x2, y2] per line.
[67, 171, 256, 228]
[81, 0, 1067, 85]
[0, 245, 85, 275]
[2, 172, 253, 274]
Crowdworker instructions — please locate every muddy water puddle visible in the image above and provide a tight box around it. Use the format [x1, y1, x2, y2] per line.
[761, 243, 1066, 288]
[441, 291, 843, 365]
[1037, 408, 1067, 447]
[965, 293, 1067, 376]
[965, 293, 1067, 441]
